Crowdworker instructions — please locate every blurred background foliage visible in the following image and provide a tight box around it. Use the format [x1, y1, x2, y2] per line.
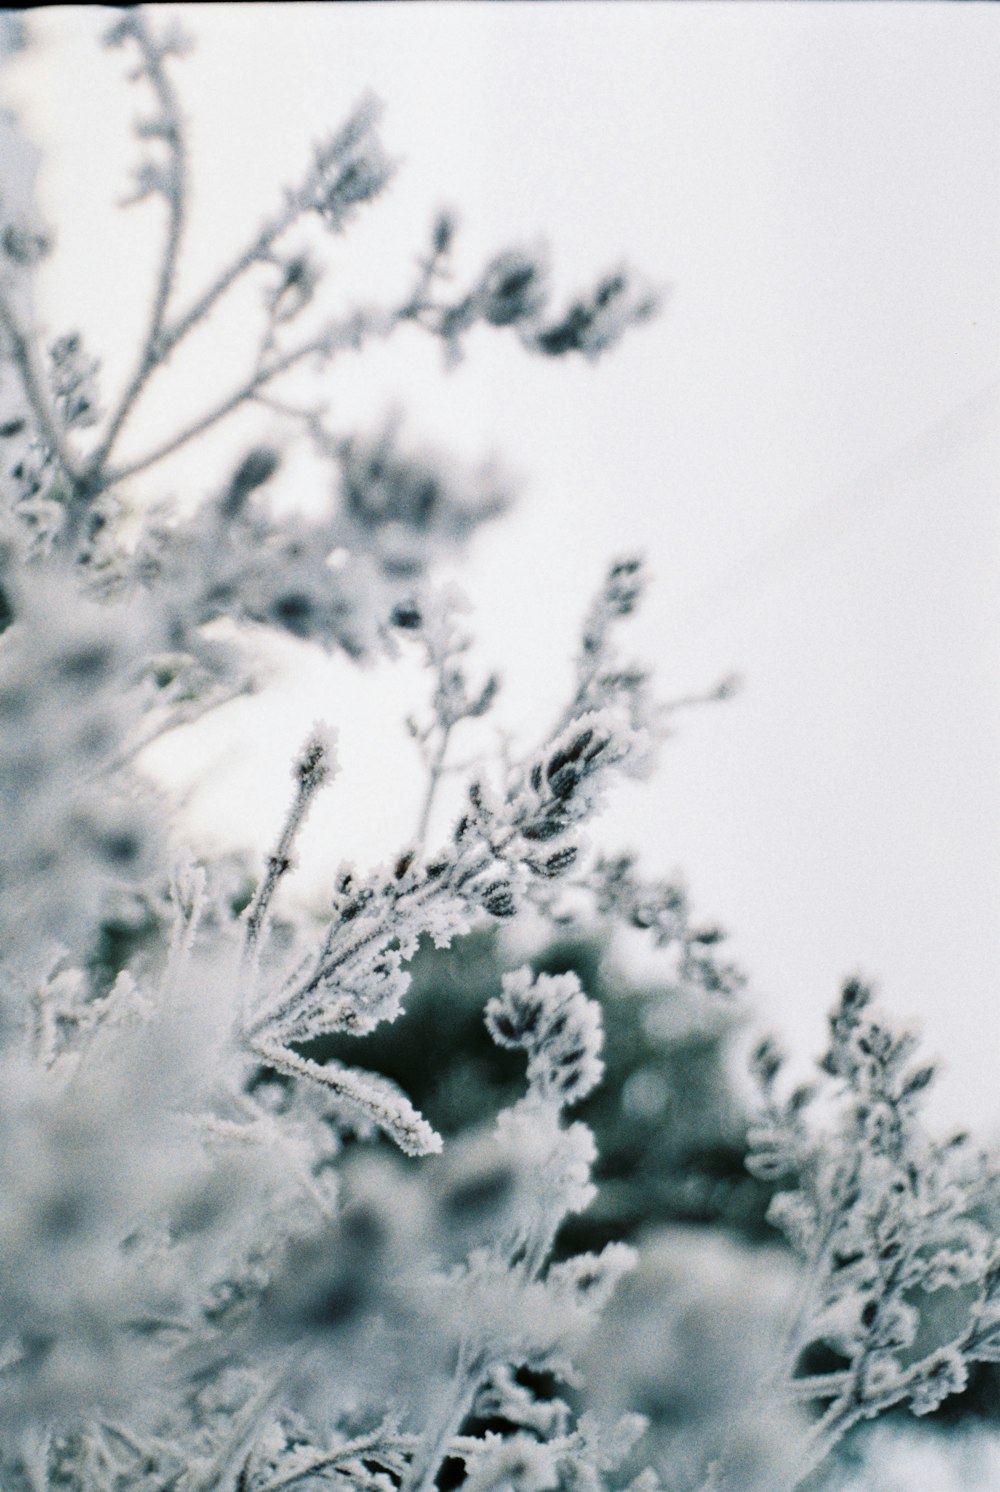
[308, 927, 775, 1252]
[88, 889, 1000, 1455]
[309, 924, 1000, 1451]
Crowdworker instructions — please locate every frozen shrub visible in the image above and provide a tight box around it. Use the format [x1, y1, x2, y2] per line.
[0, 11, 995, 1492]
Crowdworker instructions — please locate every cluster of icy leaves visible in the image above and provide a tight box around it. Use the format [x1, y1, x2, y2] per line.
[241, 668, 649, 1156]
[746, 978, 1000, 1488]
[585, 855, 745, 1001]
[0, 958, 654, 1492]
[121, 423, 510, 671]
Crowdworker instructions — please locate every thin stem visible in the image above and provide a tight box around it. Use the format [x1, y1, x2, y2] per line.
[191, 1371, 288, 1492]
[106, 311, 392, 485]
[782, 1371, 852, 1404]
[414, 721, 453, 850]
[162, 857, 206, 994]
[786, 1394, 864, 1492]
[93, 26, 348, 479]
[241, 727, 335, 1021]
[161, 193, 309, 363]
[258, 1432, 416, 1492]
[92, 14, 189, 472]
[107, 678, 256, 776]
[242, 780, 316, 967]
[405, 1358, 482, 1492]
[775, 1151, 861, 1385]
[160, 90, 384, 365]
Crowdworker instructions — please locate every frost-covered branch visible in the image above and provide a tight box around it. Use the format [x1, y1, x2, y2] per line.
[160, 93, 390, 364]
[92, 12, 191, 470]
[105, 309, 393, 485]
[242, 726, 337, 968]
[744, 981, 1000, 1489]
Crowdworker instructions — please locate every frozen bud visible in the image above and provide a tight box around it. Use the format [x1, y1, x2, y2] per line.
[840, 977, 873, 1014]
[528, 844, 579, 879]
[221, 447, 280, 517]
[468, 672, 500, 718]
[49, 331, 101, 431]
[909, 1348, 969, 1416]
[391, 601, 423, 630]
[2, 223, 51, 266]
[534, 267, 658, 361]
[475, 250, 547, 328]
[432, 209, 457, 255]
[487, 969, 547, 1047]
[714, 672, 742, 702]
[902, 1064, 936, 1099]
[314, 102, 393, 232]
[481, 880, 517, 919]
[541, 722, 615, 805]
[547, 1242, 637, 1310]
[267, 253, 320, 322]
[521, 812, 568, 843]
[605, 557, 644, 615]
[751, 1039, 783, 1090]
[340, 423, 509, 556]
[294, 724, 337, 792]
[269, 590, 315, 637]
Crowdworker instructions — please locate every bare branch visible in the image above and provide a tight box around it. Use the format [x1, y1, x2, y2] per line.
[92, 12, 190, 472]
[106, 309, 394, 485]
[113, 95, 389, 428]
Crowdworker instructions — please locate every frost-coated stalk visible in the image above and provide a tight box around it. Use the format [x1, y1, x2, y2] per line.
[405, 1357, 482, 1492]
[91, 11, 190, 473]
[242, 726, 337, 969]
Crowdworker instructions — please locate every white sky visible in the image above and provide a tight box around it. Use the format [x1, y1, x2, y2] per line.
[4, 3, 1000, 1128]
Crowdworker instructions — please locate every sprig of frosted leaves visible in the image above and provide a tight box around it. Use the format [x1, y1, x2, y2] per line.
[744, 979, 1000, 1485]
[486, 967, 604, 1109]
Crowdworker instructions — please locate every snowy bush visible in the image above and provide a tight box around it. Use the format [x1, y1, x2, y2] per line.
[0, 11, 997, 1492]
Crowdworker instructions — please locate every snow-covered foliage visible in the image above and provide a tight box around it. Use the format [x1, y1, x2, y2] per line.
[0, 11, 996, 1492]
[747, 981, 1000, 1488]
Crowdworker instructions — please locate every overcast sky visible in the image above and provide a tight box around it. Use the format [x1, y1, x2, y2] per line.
[6, 3, 1000, 1128]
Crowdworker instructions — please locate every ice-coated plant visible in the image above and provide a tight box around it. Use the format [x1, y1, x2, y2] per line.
[745, 983, 1000, 1490]
[0, 10, 996, 1492]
